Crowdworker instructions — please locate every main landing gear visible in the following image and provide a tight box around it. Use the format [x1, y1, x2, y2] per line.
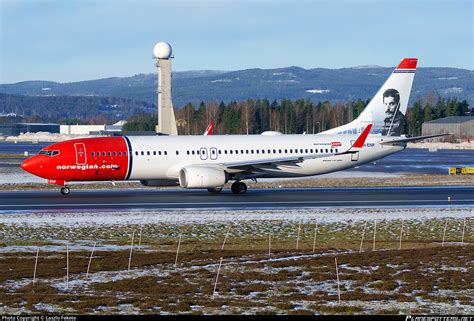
[231, 181, 247, 194]
[206, 182, 248, 194]
[207, 187, 223, 193]
[60, 186, 70, 195]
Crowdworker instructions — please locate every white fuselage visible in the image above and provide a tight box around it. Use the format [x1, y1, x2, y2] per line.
[126, 134, 404, 180]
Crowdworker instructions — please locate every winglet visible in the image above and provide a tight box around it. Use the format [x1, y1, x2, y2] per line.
[352, 124, 373, 148]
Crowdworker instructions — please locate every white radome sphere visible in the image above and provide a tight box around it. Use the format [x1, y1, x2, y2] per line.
[153, 42, 172, 59]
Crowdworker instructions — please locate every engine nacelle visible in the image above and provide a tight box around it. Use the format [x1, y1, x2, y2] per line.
[179, 166, 226, 188]
[140, 179, 178, 187]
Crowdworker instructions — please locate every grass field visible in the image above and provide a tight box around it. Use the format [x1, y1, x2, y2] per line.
[0, 208, 472, 315]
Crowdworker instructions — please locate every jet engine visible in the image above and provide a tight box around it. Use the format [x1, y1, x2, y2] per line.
[179, 166, 226, 188]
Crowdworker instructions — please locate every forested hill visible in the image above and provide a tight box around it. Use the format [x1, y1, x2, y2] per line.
[0, 93, 155, 122]
[1, 67, 472, 108]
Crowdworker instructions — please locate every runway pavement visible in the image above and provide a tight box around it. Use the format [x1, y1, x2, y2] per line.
[1, 186, 473, 211]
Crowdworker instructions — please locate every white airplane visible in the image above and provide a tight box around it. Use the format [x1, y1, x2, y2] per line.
[21, 58, 446, 195]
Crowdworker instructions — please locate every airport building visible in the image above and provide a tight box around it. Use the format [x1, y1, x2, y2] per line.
[422, 116, 474, 142]
[59, 121, 126, 135]
[0, 121, 126, 136]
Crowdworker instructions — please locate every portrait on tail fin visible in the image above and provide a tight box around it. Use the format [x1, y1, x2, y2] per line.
[381, 89, 407, 136]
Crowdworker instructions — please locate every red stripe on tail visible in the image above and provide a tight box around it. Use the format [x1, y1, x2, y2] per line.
[396, 58, 418, 70]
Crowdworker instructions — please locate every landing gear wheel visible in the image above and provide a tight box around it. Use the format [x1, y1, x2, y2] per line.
[231, 182, 247, 194]
[207, 187, 223, 193]
[60, 186, 70, 195]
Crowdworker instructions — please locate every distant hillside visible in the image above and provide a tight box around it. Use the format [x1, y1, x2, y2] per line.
[0, 93, 155, 121]
[1, 67, 472, 108]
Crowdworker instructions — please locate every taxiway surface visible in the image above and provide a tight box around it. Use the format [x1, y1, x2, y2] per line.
[1, 186, 473, 211]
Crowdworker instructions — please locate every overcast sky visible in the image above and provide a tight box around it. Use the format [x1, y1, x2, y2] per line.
[1, 0, 472, 83]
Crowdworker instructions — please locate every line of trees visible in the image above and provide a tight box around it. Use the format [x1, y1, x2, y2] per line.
[169, 96, 470, 136]
[173, 98, 369, 136]
[0, 93, 155, 124]
[407, 96, 470, 136]
[85, 90, 471, 135]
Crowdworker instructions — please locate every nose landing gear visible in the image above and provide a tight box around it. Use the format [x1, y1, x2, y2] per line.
[231, 181, 247, 194]
[60, 186, 70, 195]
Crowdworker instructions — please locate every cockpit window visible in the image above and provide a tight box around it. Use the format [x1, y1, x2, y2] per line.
[38, 150, 60, 156]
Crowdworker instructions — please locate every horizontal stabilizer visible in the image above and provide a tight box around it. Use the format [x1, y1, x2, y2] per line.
[380, 133, 451, 145]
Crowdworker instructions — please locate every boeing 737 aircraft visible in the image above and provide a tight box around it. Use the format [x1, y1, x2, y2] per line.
[21, 58, 446, 195]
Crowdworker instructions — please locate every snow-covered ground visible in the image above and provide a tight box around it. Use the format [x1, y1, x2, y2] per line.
[0, 207, 471, 227]
[0, 171, 45, 184]
[3, 132, 94, 143]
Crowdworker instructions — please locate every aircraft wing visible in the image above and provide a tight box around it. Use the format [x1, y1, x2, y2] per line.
[221, 154, 329, 170]
[219, 124, 373, 170]
[182, 153, 335, 175]
[379, 133, 451, 145]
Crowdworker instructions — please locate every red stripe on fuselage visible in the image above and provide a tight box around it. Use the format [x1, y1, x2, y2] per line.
[21, 137, 129, 182]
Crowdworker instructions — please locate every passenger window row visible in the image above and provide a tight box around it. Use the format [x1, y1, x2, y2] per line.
[91, 151, 127, 157]
[186, 148, 339, 155]
[135, 151, 168, 156]
[93, 148, 340, 158]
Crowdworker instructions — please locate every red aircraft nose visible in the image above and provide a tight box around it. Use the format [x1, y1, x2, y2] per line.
[21, 156, 44, 177]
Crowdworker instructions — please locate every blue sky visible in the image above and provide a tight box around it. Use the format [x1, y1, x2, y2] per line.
[1, 0, 472, 83]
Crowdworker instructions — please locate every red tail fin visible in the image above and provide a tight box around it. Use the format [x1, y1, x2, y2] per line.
[396, 58, 418, 70]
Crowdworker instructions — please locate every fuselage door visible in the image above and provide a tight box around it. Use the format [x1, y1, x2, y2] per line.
[200, 147, 208, 160]
[74, 143, 87, 165]
[210, 147, 218, 160]
[351, 151, 359, 162]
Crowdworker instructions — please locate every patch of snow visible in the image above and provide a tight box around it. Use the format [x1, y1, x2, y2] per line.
[351, 65, 383, 69]
[6, 132, 94, 143]
[439, 87, 463, 94]
[34, 302, 62, 313]
[306, 89, 330, 94]
[439, 265, 468, 272]
[267, 79, 299, 84]
[210, 77, 239, 83]
[211, 79, 231, 83]
[0, 241, 148, 253]
[0, 172, 44, 184]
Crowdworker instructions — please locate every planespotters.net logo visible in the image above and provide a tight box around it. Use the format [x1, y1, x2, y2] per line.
[56, 164, 120, 171]
[406, 316, 473, 321]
